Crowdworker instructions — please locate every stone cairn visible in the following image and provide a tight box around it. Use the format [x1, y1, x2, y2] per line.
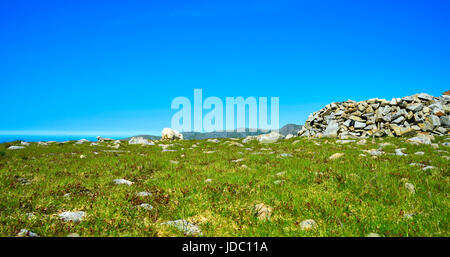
[297, 92, 450, 138]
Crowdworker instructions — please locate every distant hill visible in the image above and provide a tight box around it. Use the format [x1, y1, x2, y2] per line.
[122, 135, 161, 141]
[279, 124, 303, 136]
[122, 124, 302, 140]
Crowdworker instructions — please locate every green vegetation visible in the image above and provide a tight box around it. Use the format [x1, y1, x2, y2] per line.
[0, 136, 448, 237]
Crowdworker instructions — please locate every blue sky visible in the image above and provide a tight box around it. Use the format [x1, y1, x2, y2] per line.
[1, 0, 449, 136]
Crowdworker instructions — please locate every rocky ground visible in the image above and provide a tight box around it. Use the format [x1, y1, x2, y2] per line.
[0, 134, 448, 237]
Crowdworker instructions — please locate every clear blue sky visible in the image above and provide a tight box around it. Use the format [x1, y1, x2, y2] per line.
[1, 0, 449, 136]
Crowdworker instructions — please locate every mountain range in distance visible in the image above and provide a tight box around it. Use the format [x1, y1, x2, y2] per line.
[122, 124, 303, 141]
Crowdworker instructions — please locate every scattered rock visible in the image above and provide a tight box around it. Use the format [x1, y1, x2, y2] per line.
[276, 171, 286, 177]
[59, 211, 86, 222]
[403, 213, 415, 219]
[161, 219, 202, 236]
[365, 149, 383, 156]
[207, 138, 220, 143]
[113, 179, 133, 186]
[258, 132, 283, 143]
[17, 229, 39, 237]
[8, 146, 25, 150]
[395, 148, 407, 156]
[137, 191, 151, 197]
[128, 136, 155, 145]
[405, 183, 415, 194]
[329, 153, 344, 160]
[18, 177, 31, 185]
[408, 134, 433, 145]
[252, 203, 273, 221]
[97, 136, 115, 142]
[139, 203, 154, 211]
[300, 219, 318, 231]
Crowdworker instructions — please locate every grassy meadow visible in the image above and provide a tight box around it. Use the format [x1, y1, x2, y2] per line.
[0, 136, 448, 237]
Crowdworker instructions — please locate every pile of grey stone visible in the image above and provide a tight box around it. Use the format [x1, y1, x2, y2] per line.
[297, 92, 449, 138]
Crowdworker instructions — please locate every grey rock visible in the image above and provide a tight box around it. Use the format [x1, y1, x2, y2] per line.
[258, 132, 283, 143]
[252, 203, 273, 220]
[161, 219, 202, 235]
[300, 219, 318, 231]
[407, 135, 432, 145]
[405, 183, 415, 194]
[406, 103, 424, 112]
[395, 148, 407, 156]
[113, 179, 133, 186]
[440, 116, 450, 128]
[137, 191, 152, 197]
[417, 93, 433, 101]
[323, 120, 339, 138]
[139, 203, 154, 211]
[8, 146, 25, 150]
[17, 229, 39, 237]
[354, 121, 366, 129]
[59, 211, 86, 222]
[128, 136, 154, 145]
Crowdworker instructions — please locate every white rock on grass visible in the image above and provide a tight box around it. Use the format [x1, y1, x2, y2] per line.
[405, 183, 415, 194]
[407, 135, 432, 145]
[137, 191, 151, 197]
[276, 171, 286, 177]
[414, 152, 425, 155]
[59, 211, 86, 223]
[67, 233, 80, 237]
[139, 203, 154, 211]
[161, 219, 202, 236]
[128, 136, 154, 145]
[17, 229, 39, 237]
[8, 146, 25, 150]
[357, 139, 367, 145]
[258, 132, 283, 143]
[207, 138, 220, 143]
[366, 233, 381, 237]
[113, 179, 133, 186]
[395, 148, 407, 156]
[422, 166, 435, 171]
[279, 153, 293, 157]
[252, 203, 273, 221]
[300, 219, 318, 231]
[329, 153, 344, 160]
[365, 149, 383, 156]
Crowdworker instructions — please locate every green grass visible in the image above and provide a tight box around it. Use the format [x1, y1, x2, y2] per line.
[0, 136, 448, 237]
